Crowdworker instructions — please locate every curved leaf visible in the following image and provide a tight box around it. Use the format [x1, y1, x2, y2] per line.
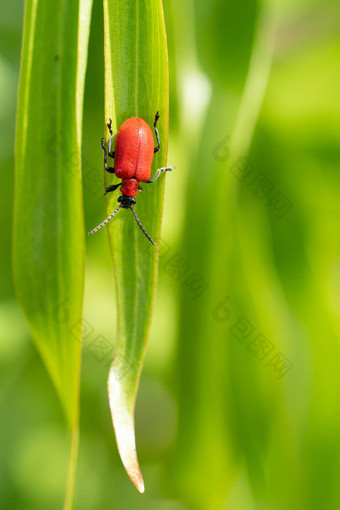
[13, 0, 92, 507]
[102, 0, 169, 493]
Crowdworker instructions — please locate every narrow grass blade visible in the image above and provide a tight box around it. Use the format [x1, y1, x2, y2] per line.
[13, 0, 92, 507]
[103, 0, 169, 492]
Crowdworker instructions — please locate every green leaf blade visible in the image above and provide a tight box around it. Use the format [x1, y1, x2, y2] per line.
[13, 0, 92, 507]
[103, 0, 169, 492]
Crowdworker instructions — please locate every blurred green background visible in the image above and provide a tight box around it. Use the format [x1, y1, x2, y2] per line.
[1, 0, 340, 508]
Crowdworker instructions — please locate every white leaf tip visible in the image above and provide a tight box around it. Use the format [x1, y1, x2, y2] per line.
[107, 364, 145, 493]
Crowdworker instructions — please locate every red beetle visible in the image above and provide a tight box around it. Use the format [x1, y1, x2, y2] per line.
[88, 112, 174, 245]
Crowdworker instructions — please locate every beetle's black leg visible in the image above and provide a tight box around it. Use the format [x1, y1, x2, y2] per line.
[101, 137, 115, 173]
[153, 111, 160, 154]
[146, 166, 175, 183]
[105, 182, 122, 195]
[107, 118, 115, 158]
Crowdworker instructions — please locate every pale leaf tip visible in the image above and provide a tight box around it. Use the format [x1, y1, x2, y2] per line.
[107, 363, 145, 493]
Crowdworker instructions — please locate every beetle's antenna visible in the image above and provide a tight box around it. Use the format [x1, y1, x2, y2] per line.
[88, 204, 122, 236]
[129, 206, 155, 245]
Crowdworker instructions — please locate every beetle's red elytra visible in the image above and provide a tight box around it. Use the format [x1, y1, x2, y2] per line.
[88, 112, 174, 245]
[115, 117, 154, 185]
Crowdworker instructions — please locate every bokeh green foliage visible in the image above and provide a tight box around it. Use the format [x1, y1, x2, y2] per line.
[1, 0, 340, 508]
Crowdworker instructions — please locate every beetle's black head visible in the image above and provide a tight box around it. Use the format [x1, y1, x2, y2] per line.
[118, 194, 136, 208]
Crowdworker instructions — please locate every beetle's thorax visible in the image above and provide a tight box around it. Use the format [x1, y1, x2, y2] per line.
[120, 178, 140, 197]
